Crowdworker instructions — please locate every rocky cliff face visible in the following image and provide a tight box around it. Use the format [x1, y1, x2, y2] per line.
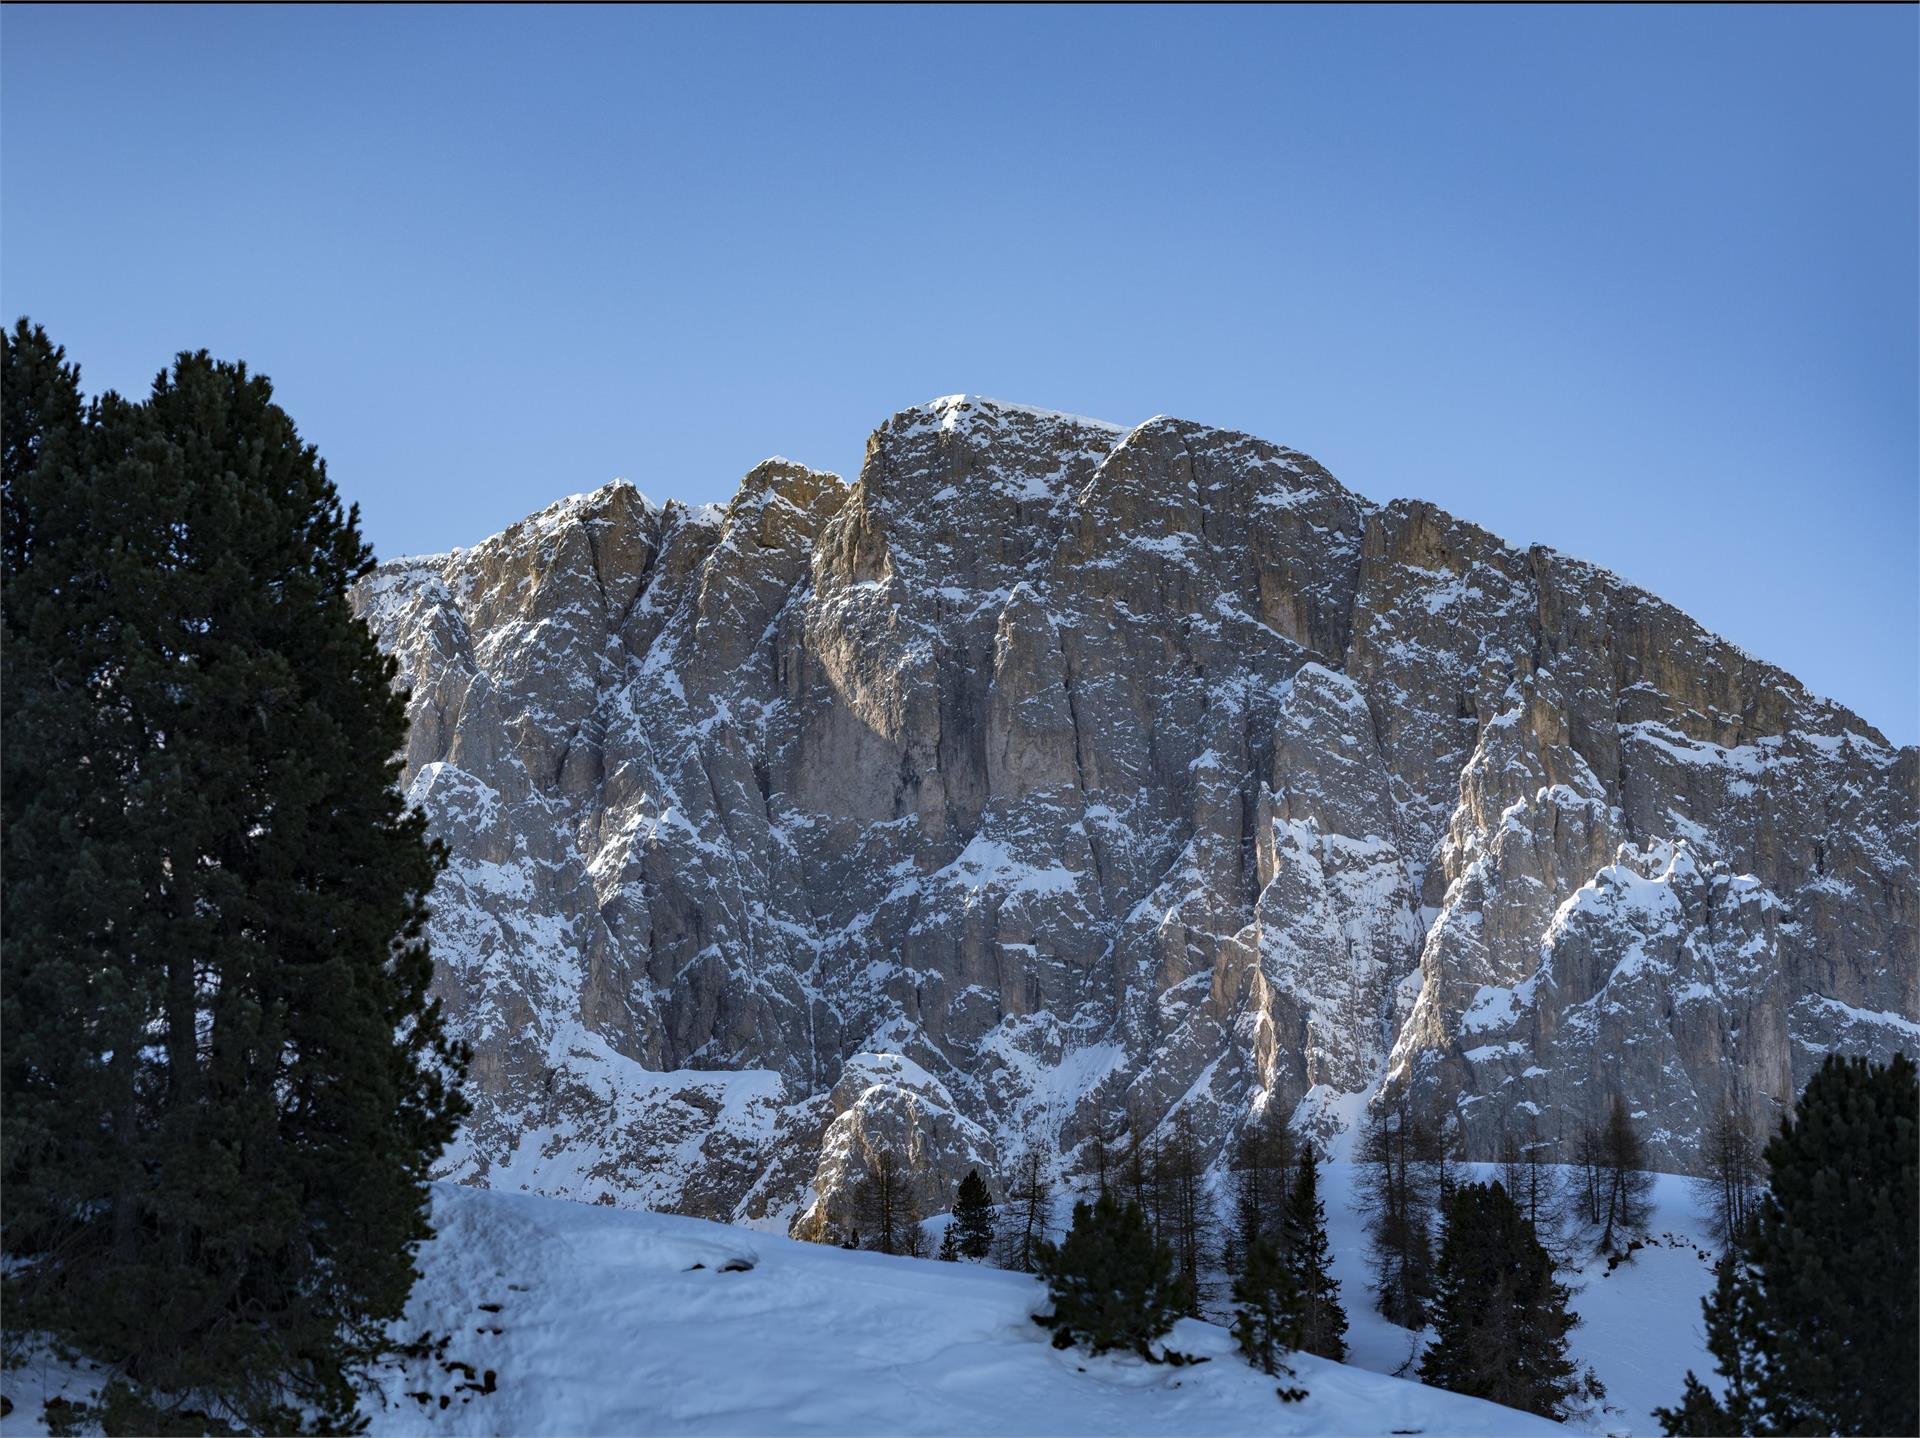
[353, 396, 1917, 1232]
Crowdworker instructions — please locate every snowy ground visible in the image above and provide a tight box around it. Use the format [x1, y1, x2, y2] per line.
[1, 1168, 1717, 1437]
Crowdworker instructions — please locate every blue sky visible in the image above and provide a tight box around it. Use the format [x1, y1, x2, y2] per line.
[4, 5, 1914, 743]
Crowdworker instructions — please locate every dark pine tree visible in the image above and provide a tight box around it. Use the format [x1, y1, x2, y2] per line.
[952, 1167, 997, 1261]
[1657, 1054, 1918, 1438]
[1419, 1181, 1582, 1421]
[1160, 1110, 1213, 1314]
[1033, 1190, 1186, 1362]
[2, 322, 120, 1272]
[1, 329, 469, 1432]
[1231, 1235, 1307, 1402]
[1281, 1145, 1348, 1362]
[937, 1224, 961, 1262]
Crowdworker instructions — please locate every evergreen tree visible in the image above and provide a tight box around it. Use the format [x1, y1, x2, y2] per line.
[1033, 1190, 1186, 1362]
[1419, 1181, 1582, 1420]
[1, 328, 468, 1431]
[1231, 1235, 1307, 1401]
[1657, 1054, 1918, 1437]
[951, 1167, 997, 1260]
[1281, 1145, 1348, 1362]
[937, 1224, 961, 1262]
[1, 321, 135, 1288]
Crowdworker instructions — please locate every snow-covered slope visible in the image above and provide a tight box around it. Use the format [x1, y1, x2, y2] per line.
[350, 394, 1917, 1231]
[2, 1168, 1726, 1437]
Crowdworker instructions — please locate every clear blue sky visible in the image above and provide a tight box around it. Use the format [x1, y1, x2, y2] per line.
[4, 5, 1915, 743]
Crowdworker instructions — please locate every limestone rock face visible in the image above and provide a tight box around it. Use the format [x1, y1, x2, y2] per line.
[353, 395, 1917, 1225]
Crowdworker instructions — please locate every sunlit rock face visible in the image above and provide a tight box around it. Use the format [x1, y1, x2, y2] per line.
[353, 396, 1917, 1228]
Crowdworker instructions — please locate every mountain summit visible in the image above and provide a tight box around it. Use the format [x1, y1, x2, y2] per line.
[353, 396, 1916, 1232]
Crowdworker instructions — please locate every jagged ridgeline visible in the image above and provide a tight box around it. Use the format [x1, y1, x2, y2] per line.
[352, 395, 1917, 1234]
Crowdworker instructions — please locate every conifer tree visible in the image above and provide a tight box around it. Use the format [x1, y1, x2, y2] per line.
[1033, 1190, 1185, 1362]
[1419, 1181, 1582, 1420]
[937, 1224, 961, 1262]
[1281, 1145, 1348, 1361]
[953, 1167, 997, 1260]
[1232, 1235, 1307, 1401]
[1, 327, 468, 1431]
[1657, 1054, 1918, 1437]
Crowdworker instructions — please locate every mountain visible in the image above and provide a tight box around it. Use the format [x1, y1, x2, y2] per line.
[351, 395, 1916, 1234]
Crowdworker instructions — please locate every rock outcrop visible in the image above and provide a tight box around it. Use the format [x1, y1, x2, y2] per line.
[353, 396, 1917, 1230]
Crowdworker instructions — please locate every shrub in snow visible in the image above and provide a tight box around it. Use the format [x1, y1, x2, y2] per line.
[1033, 1190, 1187, 1362]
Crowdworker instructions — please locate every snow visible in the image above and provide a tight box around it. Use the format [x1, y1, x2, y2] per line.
[915, 393, 1131, 436]
[0, 1166, 1728, 1437]
[1797, 993, 1920, 1038]
[358, 1184, 1564, 1437]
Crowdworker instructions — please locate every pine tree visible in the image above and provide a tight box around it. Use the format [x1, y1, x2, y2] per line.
[1033, 1190, 1185, 1362]
[1419, 1181, 1582, 1420]
[1657, 1054, 1918, 1437]
[952, 1168, 997, 1260]
[1, 329, 468, 1431]
[1, 321, 135, 1287]
[937, 1224, 961, 1262]
[1231, 1235, 1307, 1401]
[1281, 1145, 1348, 1361]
